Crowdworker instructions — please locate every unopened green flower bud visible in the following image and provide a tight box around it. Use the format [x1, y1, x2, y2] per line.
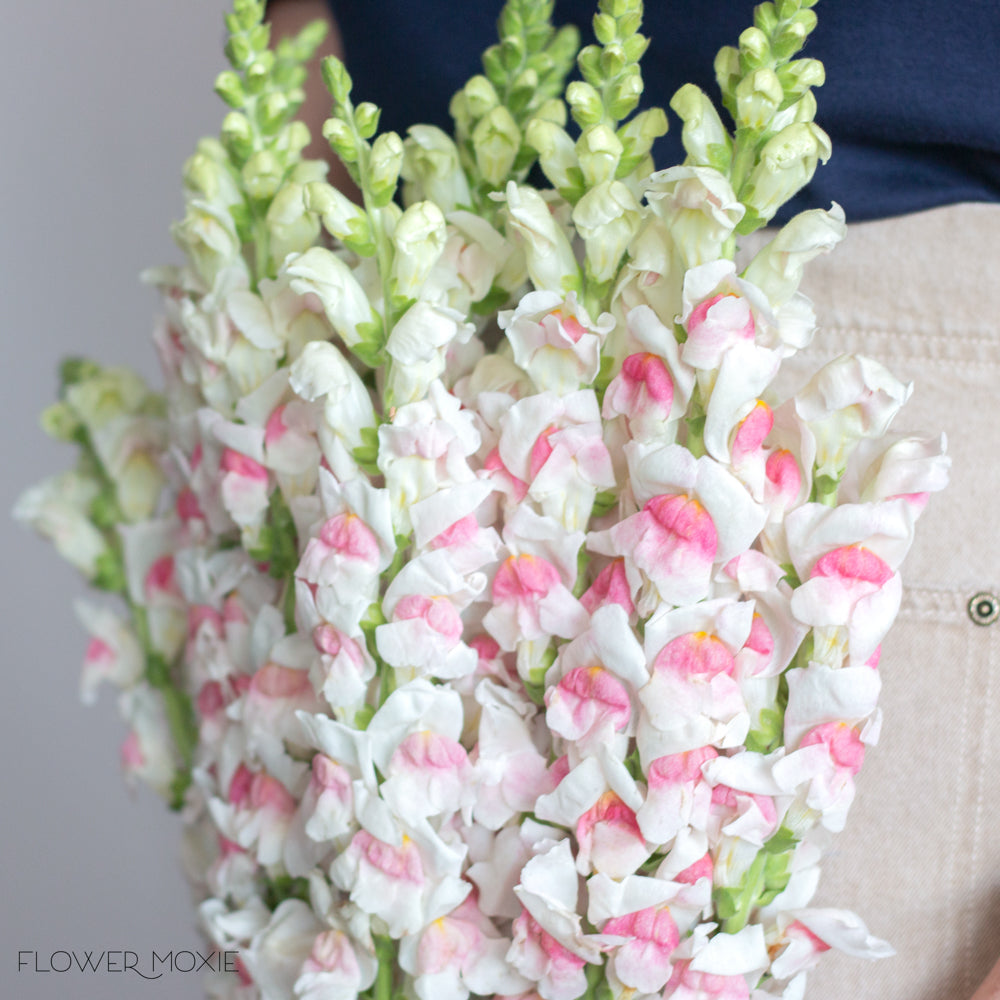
[400, 125, 471, 213]
[221, 111, 254, 160]
[576, 123, 623, 187]
[500, 34, 526, 73]
[739, 27, 771, 70]
[754, 1, 780, 35]
[369, 131, 404, 207]
[242, 149, 283, 201]
[533, 98, 567, 127]
[526, 119, 581, 197]
[244, 54, 273, 95]
[463, 75, 501, 119]
[266, 182, 321, 261]
[623, 32, 649, 64]
[258, 92, 289, 135]
[307, 181, 374, 252]
[715, 45, 742, 105]
[548, 23, 581, 67]
[321, 56, 352, 104]
[742, 121, 831, 225]
[323, 117, 358, 163]
[183, 152, 222, 199]
[607, 70, 643, 121]
[736, 68, 783, 129]
[41, 401, 82, 442]
[481, 45, 505, 89]
[390, 200, 447, 299]
[772, 14, 814, 61]
[472, 105, 521, 188]
[354, 102, 381, 140]
[225, 34, 253, 70]
[777, 59, 825, 102]
[214, 70, 245, 109]
[593, 12, 617, 45]
[573, 179, 641, 282]
[568, 80, 604, 126]
[577, 44, 602, 87]
[670, 84, 730, 170]
[283, 120, 311, 158]
[600, 42, 627, 78]
[617, 106, 669, 174]
[248, 22, 270, 53]
[499, 3, 524, 38]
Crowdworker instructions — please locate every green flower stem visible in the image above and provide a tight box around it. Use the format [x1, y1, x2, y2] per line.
[372, 936, 395, 1000]
[721, 849, 768, 934]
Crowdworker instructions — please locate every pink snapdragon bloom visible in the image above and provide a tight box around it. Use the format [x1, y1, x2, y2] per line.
[545, 665, 631, 749]
[705, 783, 780, 847]
[213, 763, 298, 866]
[484, 553, 588, 651]
[496, 390, 615, 531]
[380, 729, 476, 824]
[298, 513, 381, 589]
[576, 791, 650, 878]
[580, 558, 635, 617]
[399, 893, 528, 1000]
[767, 920, 831, 979]
[242, 662, 323, 762]
[293, 928, 375, 1000]
[763, 449, 804, 518]
[301, 753, 355, 843]
[638, 607, 750, 760]
[663, 959, 750, 1000]
[75, 602, 144, 704]
[595, 493, 719, 609]
[310, 623, 376, 710]
[330, 831, 432, 938]
[602, 351, 677, 442]
[508, 911, 588, 1000]
[603, 906, 680, 994]
[790, 541, 901, 666]
[684, 291, 756, 370]
[376, 593, 477, 680]
[773, 721, 866, 832]
[637, 747, 718, 845]
[219, 447, 270, 528]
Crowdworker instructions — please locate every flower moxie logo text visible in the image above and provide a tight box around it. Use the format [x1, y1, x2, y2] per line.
[17, 949, 238, 980]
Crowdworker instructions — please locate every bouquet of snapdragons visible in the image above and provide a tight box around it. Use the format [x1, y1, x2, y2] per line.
[15, 1, 950, 998]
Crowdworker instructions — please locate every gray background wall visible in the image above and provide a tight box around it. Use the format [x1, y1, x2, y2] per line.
[2, 2, 246, 997]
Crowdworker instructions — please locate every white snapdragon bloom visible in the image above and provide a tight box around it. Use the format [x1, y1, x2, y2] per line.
[502, 181, 582, 294]
[644, 166, 744, 267]
[283, 248, 376, 351]
[289, 340, 376, 482]
[401, 124, 473, 213]
[386, 300, 475, 405]
[13, 472, 107, 580]
[499, 291, 614, 395]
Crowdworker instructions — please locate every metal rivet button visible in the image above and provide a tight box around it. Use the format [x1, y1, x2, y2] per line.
[968, 592, 1000, 626]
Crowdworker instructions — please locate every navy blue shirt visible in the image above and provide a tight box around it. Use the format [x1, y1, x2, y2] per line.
[327, 1, 1000, 222]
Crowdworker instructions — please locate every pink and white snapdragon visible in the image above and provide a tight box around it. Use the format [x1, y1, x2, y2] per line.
[19, 4, 950, 1000]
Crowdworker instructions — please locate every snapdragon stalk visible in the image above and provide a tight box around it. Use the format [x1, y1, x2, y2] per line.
[213, 0, 328, 286]
[52, 359, 197, 810]
[566, 0, 667, 316]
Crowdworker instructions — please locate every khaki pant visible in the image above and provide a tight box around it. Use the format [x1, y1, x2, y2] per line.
[760, 203, 1000, 1000]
